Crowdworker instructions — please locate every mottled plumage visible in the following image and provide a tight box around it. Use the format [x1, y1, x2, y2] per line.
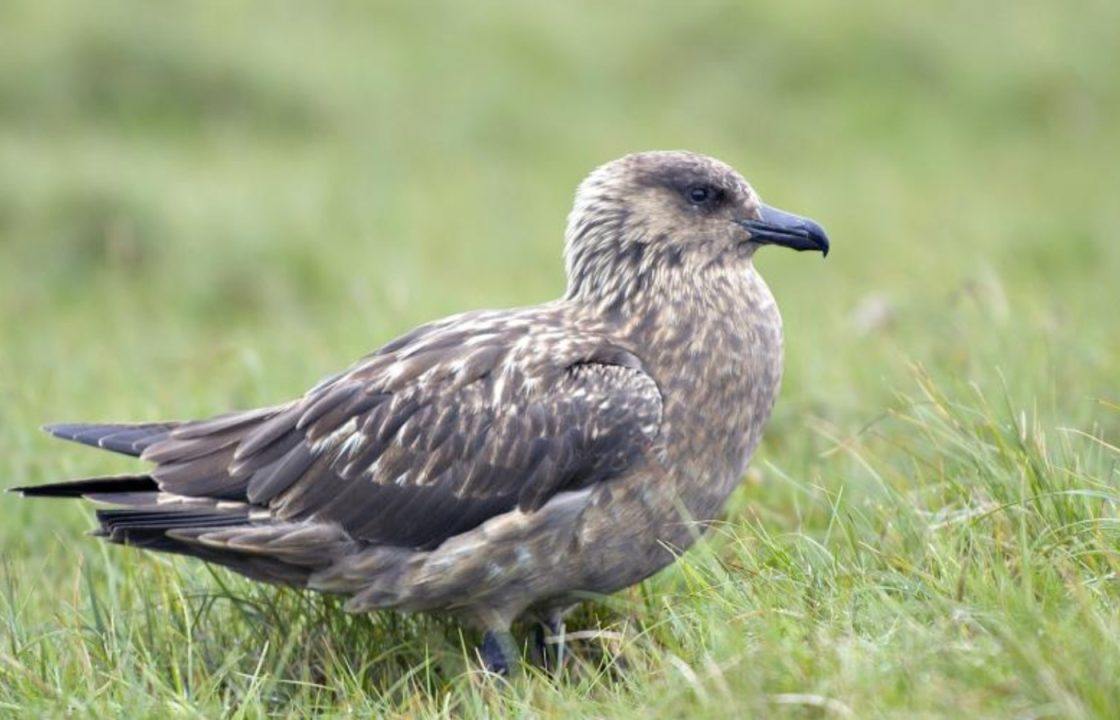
[15, 151, 828, 673]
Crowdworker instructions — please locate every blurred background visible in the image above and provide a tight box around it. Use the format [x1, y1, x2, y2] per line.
[3, 0, 1119, 582]
[0, 0, 1118, 709]
[3, 0, 1118, 559]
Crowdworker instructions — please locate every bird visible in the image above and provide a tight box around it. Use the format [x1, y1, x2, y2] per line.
[14, 150, 829, 675]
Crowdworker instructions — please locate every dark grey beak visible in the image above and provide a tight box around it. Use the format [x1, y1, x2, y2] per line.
[736, 204, 830, 257]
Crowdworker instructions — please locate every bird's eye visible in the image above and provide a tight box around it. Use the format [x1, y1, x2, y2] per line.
[687, 185, 713, 204]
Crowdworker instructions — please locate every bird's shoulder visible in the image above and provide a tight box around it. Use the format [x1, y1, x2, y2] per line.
[336, 305, 642, 394]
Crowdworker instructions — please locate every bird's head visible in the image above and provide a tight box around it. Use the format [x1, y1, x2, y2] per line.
[563, 151, 829, 303]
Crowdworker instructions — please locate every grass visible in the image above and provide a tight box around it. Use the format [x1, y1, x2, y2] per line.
[1, 0, 1119, 716]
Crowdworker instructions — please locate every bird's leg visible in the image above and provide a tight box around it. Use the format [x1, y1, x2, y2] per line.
[531, 610, 566, 672]
[478, 629, 518, 676]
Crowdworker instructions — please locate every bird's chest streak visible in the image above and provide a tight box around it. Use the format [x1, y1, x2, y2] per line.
[616, 265, 782, 532]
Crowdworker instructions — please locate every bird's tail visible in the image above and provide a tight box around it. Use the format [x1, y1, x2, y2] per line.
[12, 474, 321, 586]
[16, 420, 351, 587]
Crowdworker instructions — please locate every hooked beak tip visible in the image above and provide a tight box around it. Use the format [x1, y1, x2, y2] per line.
[737, 204, 830, 257]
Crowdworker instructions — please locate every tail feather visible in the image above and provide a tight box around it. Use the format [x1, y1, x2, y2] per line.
[43, 422, 178, 457]
[92, 507, 322, 585]
[97, 508, 251, 538]
[96, 516, 314, 586]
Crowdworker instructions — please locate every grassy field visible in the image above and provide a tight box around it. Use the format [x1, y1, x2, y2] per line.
[2, 1, 1119, 716]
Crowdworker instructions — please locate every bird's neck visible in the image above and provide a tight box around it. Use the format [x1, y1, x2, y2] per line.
[604, 259, 782, 383]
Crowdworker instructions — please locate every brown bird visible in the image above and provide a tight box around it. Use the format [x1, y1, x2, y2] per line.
[14, 151, 828, 674]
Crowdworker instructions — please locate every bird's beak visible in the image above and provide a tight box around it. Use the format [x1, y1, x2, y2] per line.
[736, 204, 830, 257]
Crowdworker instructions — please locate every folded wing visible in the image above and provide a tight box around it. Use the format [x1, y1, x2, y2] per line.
[33, 310, 663, 553]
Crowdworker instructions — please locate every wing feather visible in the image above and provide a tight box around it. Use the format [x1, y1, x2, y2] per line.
[47, 310, 663, 551]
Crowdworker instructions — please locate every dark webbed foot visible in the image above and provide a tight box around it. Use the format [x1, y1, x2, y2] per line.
[479, 630, 517, 676]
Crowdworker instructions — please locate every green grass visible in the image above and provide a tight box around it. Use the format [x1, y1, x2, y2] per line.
[2, 0, 1119, 716]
